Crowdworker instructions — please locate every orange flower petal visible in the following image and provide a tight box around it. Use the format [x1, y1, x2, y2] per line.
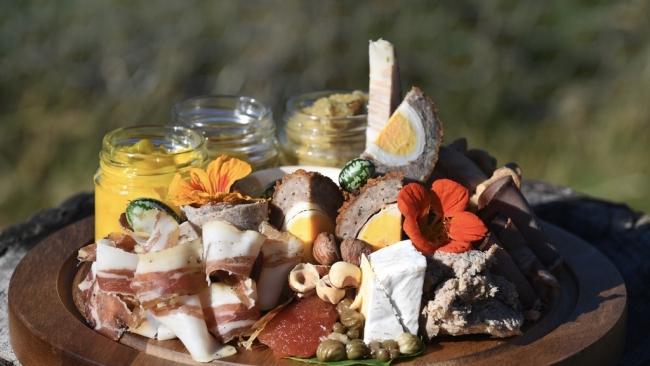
[397, 183, 431, 219]
[438, 240, 473, 253]
[431, 179, 469, 215]
[446, 211, 487, 243]
[189, 168, 213, 195]
[207, 155, 252, 193]
[403, 216, 439, 255]
[167, 173, 196, 206]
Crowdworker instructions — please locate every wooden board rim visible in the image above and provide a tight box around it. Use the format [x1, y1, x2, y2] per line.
[8, 216, 627, 365]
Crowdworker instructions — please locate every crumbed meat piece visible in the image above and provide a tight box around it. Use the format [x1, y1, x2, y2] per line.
[362, 87, 443, 182]
[182, 200, 268, 231]
[335, 172, 403, 240]
[270, 170, 343, 228]
[422, 247, 524, 339]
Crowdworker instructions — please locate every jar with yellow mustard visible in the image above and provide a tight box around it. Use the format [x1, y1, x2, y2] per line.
[280, 90, 368, 167]
[94, 125, 207, 240]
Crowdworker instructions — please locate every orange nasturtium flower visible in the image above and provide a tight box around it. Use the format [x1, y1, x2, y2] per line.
[167, 155, 253, 206]
[397, 179, 487, 254]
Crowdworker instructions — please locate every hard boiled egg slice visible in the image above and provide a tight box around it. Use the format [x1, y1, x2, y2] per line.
[365, 101, 425, 166]
[283, 202, 335, 262]
[356, 203, 402, 250]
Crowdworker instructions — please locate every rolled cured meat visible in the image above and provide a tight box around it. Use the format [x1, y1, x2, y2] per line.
[151, 295, 236, 363]
[95, 239, 139, 296]
[202, 220, 265, 279]
[257, 222, 304, 310]
[131, 240, 206, 306]
[201, 280, 260, 342]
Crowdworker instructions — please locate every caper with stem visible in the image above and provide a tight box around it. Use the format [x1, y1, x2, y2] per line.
[316, 339, 347, 362]
[332, 322, 347, 334]
[346, 327, 360, 339]
[339, 309, 365, 329]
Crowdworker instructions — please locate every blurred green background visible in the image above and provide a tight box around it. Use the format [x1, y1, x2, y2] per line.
[1, 1, 649, 228]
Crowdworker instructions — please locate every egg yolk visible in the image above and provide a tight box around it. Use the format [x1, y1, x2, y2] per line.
[285, 210, 335, 262]
[357, 204, 402, 250]
[374, 112, 416, 156]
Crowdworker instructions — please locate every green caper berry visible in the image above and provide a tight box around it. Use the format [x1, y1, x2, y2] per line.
[374, 348, 391, 362]
[316, 339, 346, 362]
[396, 332, 423, 355]
[336, 298, 353, 314]
[332, 322, 347, 334]
[346, 327, 360, 339]
[368, 341, 382, 352]
[346, 339, 369, 360]
[389, 347, 400, 360]
[340, 309, 365, 329]
[382, 339, 399, 351]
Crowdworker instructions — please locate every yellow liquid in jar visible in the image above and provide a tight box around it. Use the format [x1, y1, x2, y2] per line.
[94, 138, 204, 240]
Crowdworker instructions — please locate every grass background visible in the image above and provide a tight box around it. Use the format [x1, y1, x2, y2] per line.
[0, 1, 649, 228]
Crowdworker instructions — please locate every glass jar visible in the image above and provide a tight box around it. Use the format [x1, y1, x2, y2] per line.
[280, 90, 367, 167]
[171, 95, 279, 169]
[94, 125, 207, 240]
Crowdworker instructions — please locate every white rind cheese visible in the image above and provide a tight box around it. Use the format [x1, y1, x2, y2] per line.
[359, 240, 426, 342]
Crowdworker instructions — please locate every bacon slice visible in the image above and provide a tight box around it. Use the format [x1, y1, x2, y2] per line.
[201, 280, 260, 343]
[131, 240, 206, 306]
[139, 211, 180, 253]
[96, 240, 139, 296]
[151, 295, 236, 363]
[78, 264, 137, 340]
[257, 222, 304, 310]
[129, 309, 177, 341]
[179, 221, 201, 244]
[202, 220, 265, 279]
[367, 38, 401, 145]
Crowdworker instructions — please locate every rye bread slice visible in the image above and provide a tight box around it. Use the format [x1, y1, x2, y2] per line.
[361, 86, 443, 183]
[335, 172, 404, 240]
[182, 200, 268, 231]
[270, 169, 343, 228]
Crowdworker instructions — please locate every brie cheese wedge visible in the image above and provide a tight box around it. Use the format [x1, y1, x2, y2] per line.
[355, 240, 426, 342]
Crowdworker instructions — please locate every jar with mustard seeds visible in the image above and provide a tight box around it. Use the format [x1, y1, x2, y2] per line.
[280, 90, 368, 167]
[94, 125, 207, 240]
[172, 95, 279, 170]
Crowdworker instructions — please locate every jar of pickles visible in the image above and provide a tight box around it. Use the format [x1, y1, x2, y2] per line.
[94, 125, 207, 240]
[280, 90, 368, 167]
[172, 95, 279, 169]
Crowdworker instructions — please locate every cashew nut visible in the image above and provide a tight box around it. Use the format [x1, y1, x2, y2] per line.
[316, 275, 346, 304]
[328, 261, 361, 289]
[288, 263, 320, 294]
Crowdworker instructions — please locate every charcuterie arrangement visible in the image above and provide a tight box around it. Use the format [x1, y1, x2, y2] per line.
[77, 39, 561, 364]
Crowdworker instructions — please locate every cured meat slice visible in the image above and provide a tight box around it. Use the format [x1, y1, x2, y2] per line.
[139, 211, 180, 253]
[78, 264, 137, 340]
[151, 295, 236, 363]
[202, 220, 265, 279]
[129, 309, 177, 341]
[95, 239, 139, 296]
[367, 38, 401, 143]
[201, 280, 260, 342]
[183, 201, 269, 231]
[257, 295, 338, 358]
[256, 222, 304, 310]
[131, 240, 205, 306]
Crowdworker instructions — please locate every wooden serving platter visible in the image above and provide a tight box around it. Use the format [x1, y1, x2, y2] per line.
[8, 215, 626, 366]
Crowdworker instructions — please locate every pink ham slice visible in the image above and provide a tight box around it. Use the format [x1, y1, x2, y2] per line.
[202, 220, 265, 280]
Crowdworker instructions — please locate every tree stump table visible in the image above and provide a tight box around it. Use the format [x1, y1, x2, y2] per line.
[0, 182, 648, 366]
